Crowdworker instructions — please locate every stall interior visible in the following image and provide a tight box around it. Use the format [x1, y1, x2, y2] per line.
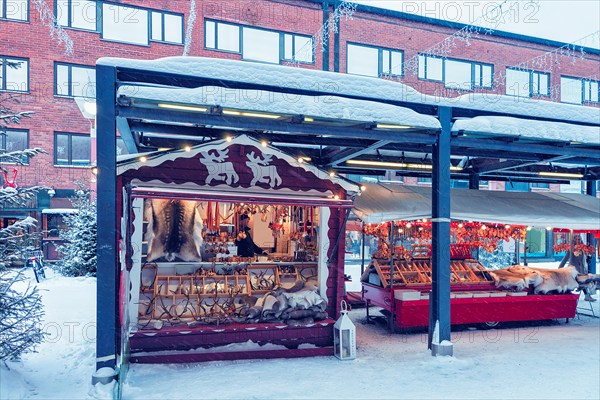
[136, 198, 328, 329]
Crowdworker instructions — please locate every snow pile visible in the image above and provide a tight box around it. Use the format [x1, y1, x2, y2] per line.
[453, 116, 600, 144]
[99, 56, 600, 125]
[2, 262, 599, 400]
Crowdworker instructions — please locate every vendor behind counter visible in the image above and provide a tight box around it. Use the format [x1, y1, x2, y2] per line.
[235, 213, 267, 257]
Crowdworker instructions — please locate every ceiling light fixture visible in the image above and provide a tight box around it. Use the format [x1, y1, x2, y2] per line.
[158, 103, 208, 113]
[538, 171, 584, 179]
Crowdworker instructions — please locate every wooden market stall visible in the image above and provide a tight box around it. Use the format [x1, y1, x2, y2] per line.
[354, 183, 600, 330]
[116, 135, 359, 363]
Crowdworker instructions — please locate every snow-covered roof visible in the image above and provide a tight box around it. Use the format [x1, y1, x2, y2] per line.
[118, 85, 441, 130]
[354, 183, 600, 230]
[41, 208, 78, 214]
[98, 56, 600, 125]
[452, 116, 600, 145]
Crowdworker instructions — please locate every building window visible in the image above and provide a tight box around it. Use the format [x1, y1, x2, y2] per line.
[204, 20, 240, 52]
[0, 129, 29, 164]
[242, 27, 280, 64]
[347, 43, 403, 78]
[531, 71, 550, 96]
[204, 19, 315, 65]
[101, 3, 148, 46]
[583, 80, 599, 103]
[0, 0, 28, 21]
[283, 33, 313, 63]
[560, 76, 583, 104]
[151, 11, 183, 44]
[418, 54, 443, 82]
[56, 0, 97, 31]
[417, 177, 432, 184]
[54, 63, 96, 99]
[54, 132, 91, 166]
[506, 68, 549, 97]
[0, 56, 28, 92]
[530, 182, 550, 189]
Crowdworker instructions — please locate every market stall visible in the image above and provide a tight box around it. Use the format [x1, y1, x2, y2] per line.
[116, 135, 359, 362]
[354, 183, 600, 330]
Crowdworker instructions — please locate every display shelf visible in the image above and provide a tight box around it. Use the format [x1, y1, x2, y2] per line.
[365, 258, 493, 288]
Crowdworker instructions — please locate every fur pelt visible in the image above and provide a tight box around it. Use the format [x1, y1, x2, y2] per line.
[490, 265, 580, 294]
[144, 199, 203, 262]
[246, 280, 328, 323]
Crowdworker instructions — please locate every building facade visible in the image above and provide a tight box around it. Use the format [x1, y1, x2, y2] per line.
[1, 0, 599, 260]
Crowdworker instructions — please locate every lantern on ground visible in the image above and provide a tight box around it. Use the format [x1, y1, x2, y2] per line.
[333, 300, 356, 360]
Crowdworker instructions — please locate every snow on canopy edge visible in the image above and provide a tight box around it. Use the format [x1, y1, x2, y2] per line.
[117, 134, 360, 194]
[118, 85, 441, 130]
[452, 116, 600, 145]
[97, 56, 600, 125]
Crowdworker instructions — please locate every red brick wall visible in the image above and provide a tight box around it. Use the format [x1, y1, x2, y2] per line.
[1, 0, 597, 192]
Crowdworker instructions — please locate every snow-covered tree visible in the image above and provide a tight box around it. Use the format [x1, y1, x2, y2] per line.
[1, 81, 45, 360]
[55, 183, 97, 277]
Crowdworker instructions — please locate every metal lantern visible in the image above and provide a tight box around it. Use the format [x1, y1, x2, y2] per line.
[333, 300, 356, 360]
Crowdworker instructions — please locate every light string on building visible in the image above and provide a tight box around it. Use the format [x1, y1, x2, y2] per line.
[182, 0, 198, 56]
[286, 0, 358, 67]
[403, 0, 514, 76]
[32, 0, 74, 55]
[471, 30, 600, 101]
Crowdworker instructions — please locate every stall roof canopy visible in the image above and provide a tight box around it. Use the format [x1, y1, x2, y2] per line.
[354, 183, 600, 230]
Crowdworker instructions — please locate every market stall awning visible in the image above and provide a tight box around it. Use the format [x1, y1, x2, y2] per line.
[353, 183, 600, 230]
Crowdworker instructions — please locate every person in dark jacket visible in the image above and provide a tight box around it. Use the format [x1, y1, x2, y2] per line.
[235, 213, 267, 257]
[559, 234, 596, 302]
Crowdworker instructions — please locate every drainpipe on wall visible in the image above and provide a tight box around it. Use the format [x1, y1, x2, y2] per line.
[322, 0, 330, 71]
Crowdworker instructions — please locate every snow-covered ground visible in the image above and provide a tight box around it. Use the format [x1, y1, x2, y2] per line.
[1, 262, 599, 400]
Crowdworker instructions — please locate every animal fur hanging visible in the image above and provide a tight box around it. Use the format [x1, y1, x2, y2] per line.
[144, 199, 204, 262]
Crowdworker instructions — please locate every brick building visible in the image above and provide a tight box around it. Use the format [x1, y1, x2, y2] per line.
[1, 0, 599, 260]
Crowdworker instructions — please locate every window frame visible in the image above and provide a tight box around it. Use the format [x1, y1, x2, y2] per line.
[0, 0, 29, 22]
[583, 79, 600, 104]
[204, 19, 242, 54]
[506, 67, 550, 98]
[0, 128, 29, 164]
[418, 54, 444, 82]
[0, 55, 29, 93]
[241, 25, 282, 64]
[149, 9, 184, 45]
[53, 62, 96, 99]
[559, 75, 584, 105]
[439, 57, 495, 91]
[53, 132, 91, 167]
[99, 1, 150, 46]
[282, 32, 315, 65]
[54, 0, 98, 32]
[346, 42, 404, 78]
[204, 19, 316, 65]
[531, 70, 550, 97]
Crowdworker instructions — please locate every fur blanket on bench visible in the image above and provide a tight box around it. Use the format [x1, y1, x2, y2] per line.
[489, 265, 600, 294]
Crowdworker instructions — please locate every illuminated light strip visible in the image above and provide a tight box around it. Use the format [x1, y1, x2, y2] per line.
[538, 171, 584, 179]
[346, 160, 462, 171]
[222, 109, 281, 119]
[158, 103, 208, 112]
[376, 123, 413, 129]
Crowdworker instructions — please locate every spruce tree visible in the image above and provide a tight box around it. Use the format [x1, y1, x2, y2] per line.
[55, 183, 97, 277]
[0, 75, 46, 360]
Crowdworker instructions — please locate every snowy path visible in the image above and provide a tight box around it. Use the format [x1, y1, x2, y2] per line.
[1, 268, 598, 400]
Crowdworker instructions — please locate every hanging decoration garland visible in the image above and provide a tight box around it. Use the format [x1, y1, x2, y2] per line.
[363, 220, 527, 257]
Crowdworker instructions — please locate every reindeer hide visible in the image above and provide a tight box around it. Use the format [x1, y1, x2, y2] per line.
[490, 265, 580, 294]
[144, 199, 203, 262]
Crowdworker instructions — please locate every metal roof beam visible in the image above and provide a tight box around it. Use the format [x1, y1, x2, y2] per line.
[117, 106, 438, 145]
[452, 136, 600, 159]
[476, 155, 573, 174]
[327, 140, 392, 166]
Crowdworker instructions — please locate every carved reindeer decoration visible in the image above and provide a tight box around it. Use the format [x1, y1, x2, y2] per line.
[199, 149, 239, 185]
[246, 151, 282, 188]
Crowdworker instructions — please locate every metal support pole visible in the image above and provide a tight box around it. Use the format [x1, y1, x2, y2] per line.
[586, 180, 598, 274]
[94, 65, 118, 383]
[429, 106, 453, 356]
[388, 222, 395, 334]
[469, 174, 480, 190]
